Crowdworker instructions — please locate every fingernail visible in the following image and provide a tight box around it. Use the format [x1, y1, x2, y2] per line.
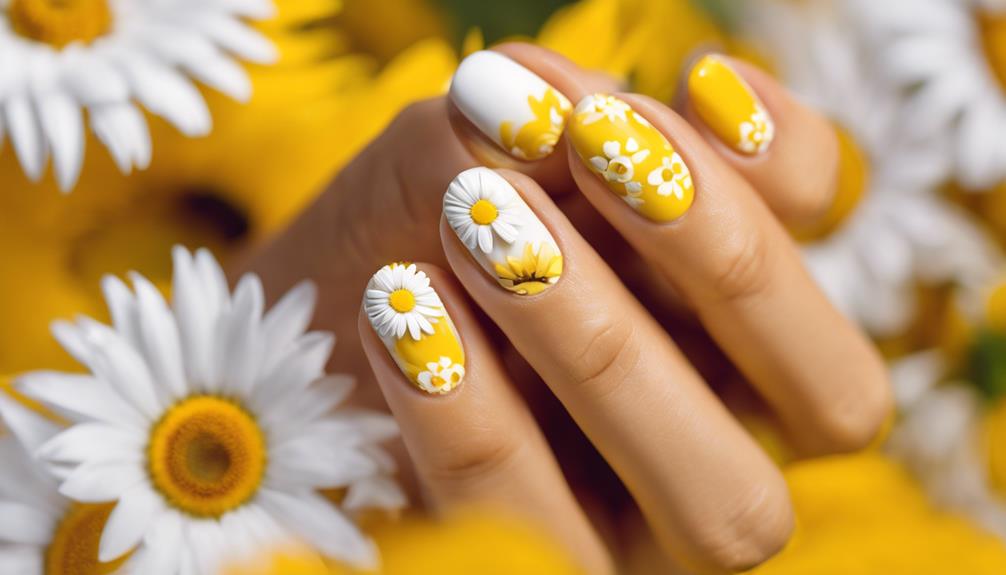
[568, 94, 695, 222]
[365, 263, 465, 395]
[688, 55, 774, 156]
[449, 50, 572, 161]
[444, 167, 563, 295]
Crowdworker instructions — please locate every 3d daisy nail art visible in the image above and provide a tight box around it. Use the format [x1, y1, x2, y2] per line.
[450, 50, 572, 160]
[445, 167, 563, 295]
[365, 263, 466, 394]
[568, 94, 695, 222]
[688, 55, 774, 155]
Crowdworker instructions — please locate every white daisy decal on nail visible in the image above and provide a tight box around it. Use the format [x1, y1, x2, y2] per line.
[444, 168, 523, 254]
[575, 94, 632, 125]
[590, 138, 651, 194]
[365, 263, 445, 340]
[647, 153, 693, 199]
[416, 356, 467, 395]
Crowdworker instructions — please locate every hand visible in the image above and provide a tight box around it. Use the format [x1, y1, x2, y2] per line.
[243, 44, 891, 574]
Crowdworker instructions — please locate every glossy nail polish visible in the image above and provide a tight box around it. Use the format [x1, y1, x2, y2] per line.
[688, 55, 774, 155]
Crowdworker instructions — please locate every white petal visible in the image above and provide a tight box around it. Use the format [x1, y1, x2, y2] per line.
[172, 246, 213, 391]
[131, 273, 188, 400]
[0, 546, 44, 573]
[258, 489, 377, 568]
[251, 332, 333, 407]
[196, 14, 278, 63]
[89, 102, 151, 174]
[268, 443, 379, 489]
[77, 319, 162, 419]
[5, 94, 47, 181]
[36, 92, 83, 192]
[102, 275, 141, 350]
[0, 501, 57, 545]
[99, 485, 165, 562]
[147, 30, 252, 101]
[261, 281, 317, 367]
[186, 519, 228, 575]
[130, 510, 183, 575]
[0, 389, 61, 453]
[217, 275, 264, 396]
[38, 423, 144, 466]
[343, 476, 408, 512]
[17, 371, 146, 429]
[59, 461, 145, 503]
[61, 48, 130, 105]
[117, 53, 211, 137]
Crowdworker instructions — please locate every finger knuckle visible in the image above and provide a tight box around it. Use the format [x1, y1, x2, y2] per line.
[424, 433, 523, 488]
[568, 314, 640, 399]
[712, 230, 775, 303]
[687, 481, 794, 572]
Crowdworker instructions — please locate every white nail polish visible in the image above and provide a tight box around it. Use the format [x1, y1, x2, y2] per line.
[449, 51, 572, 161]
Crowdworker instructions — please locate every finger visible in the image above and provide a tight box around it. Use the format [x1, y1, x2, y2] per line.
[565, 92, 892, 455]
[682, 54, 841, 228]
[448, 43, 619, 193]
[358, 263, 613, 574]
[441, 167, 793, 573]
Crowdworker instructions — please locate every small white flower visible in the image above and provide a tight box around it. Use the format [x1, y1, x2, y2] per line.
[738, 109, 775, 154]
[575, 94, 631, 125]
[365, 263, 445, 340]
[416, 357, 466, 395]
[0, 0, 278, 192]
[590, 138, 651, 186]
[11, 246, 403, 573]
[444, 167, 523, 254]
[646, 153, 692, 199]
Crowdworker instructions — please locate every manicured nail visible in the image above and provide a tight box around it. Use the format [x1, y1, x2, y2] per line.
[568, 94, 695, 222]
[688, 55, 774, 156]
[444, 167, 562, 295]
[365, 263, 465, 395]
[449, 50, 572, 161]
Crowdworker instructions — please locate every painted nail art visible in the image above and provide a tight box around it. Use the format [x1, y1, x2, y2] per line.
[568, 94, 695, 222]
[444, 167, 562, 295]
[449, 50, 572, 161]
[365, 263, 465, 395]
[688, 55, 774, 155]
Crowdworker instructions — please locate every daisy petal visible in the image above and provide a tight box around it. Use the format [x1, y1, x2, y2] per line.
[5, 94, 47, 182]
[131, 510, 184, 575]
[59, 461, 145, 503]
[0, 502, 56, 545]
[99, 484, 165, 562]
[36, 92, 83, 192]
[17, 371, 145, 428]
[259, 489, 377, 568]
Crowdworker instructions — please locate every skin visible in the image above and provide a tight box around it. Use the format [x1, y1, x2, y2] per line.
[240, 44, 892, 574]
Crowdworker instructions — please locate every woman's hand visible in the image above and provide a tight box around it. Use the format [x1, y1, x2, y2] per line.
[243, 44, 891, 574]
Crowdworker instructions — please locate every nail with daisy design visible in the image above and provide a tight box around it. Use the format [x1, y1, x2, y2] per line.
[450, 50, 572, 160]
[445, 167, 563, 296]
[688, 55, 775, 156]
[568, 94, 695, 223]
[365, 263, 466, 395]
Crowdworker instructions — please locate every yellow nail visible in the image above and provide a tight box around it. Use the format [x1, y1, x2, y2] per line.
[568, 94, 695, 223]
[365, 263, 465, 395]
[688, 55, 774, 156]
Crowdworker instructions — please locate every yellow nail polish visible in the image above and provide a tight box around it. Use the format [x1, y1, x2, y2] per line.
[365, 263, 465, 395]
[688, 55, 774, 156]
[568, 94, 695, 222]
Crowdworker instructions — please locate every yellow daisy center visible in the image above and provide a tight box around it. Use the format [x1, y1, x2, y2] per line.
[791, 123, 869, 243]
[470, 199, 499, 226]
[147, 396, 266, 519]
[7, 0, 112, 48]
[45, 503, 131, 575]
[980, 10, 1006, 93]
[389, 289, 416, 313]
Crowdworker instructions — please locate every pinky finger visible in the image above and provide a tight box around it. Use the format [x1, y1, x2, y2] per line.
[358, 263, 613, 575]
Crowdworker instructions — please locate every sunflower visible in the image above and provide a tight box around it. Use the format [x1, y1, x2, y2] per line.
[17, 246, 404, 573]
[494, 243, 563, 296]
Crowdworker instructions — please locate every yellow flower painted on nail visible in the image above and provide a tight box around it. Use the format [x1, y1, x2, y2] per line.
[688, 55, 775, 156]
[366, 263, 465, 394]
[568, 94, 695, 222]
[494, 243, 563, 296]
[501, 88, 572, 160]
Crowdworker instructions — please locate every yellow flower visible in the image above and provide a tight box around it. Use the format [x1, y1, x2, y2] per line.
[751, 453, 1006, 575]
[494, 243, 564, 295]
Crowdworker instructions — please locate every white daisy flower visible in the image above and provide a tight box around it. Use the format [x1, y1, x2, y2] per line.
[850, 0, 1006, 189]
[365, 263, 445, 341]
[0, 0, 278, 192]
[741, 0, 1002, 336]
[12, 246, 403, 574]
[886, 351, 1006, 539]
[590, 138, 650, 193]
[416, 357, 466, 395]
[444, 167, 522, 254]
[646, 153, 691, 199]
[575, 94, 631, 125]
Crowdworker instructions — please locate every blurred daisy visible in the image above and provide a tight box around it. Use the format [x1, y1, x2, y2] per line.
[365, 263, 444, 341]
[17, 246, 403, 574]
[0, 0, 278, 192]
[741, 0, 1001, 336]
[850, 0, 1006, 189]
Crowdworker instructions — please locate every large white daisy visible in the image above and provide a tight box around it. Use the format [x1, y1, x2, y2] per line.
[850, 0, 1006, 189]
[0, 0, 278, 192]
[444, 167, 522, 254]
[13, 246, 404, 574]
[365, 263, 445, 341]
[741, 0, 1003, 336]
